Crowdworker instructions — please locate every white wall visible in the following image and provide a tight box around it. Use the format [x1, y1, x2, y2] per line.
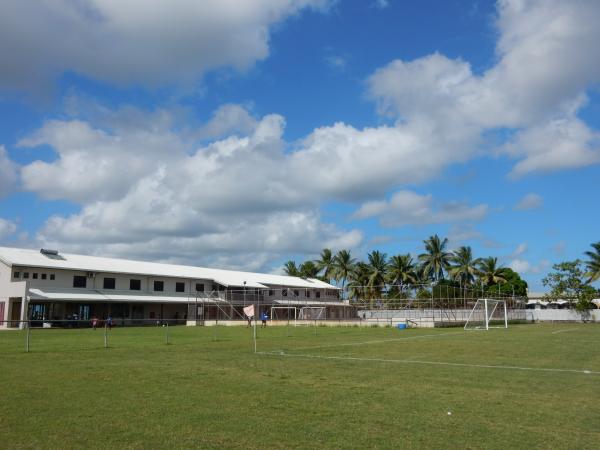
[0, 261, 27, 327]
[527, 309, 600, 322]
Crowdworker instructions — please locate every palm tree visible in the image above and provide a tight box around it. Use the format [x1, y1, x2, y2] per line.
[283, 260, 300, 277]
[347, 261, 370, 302]
[584, 241, 600, 283]
[449, 246, 480, 285]
[418, 234, 451, 282]
[367, 250, 388, 299]
[315, 248, 335, 282]
[387, 254, 417, 290]
[333, 249, 356, 294]
[449, 246, 480, 307]
[477, 257, 507, 286]
[299, 261, 319, 278]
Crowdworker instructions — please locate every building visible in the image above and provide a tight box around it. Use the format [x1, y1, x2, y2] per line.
[0, 247, 350, 328]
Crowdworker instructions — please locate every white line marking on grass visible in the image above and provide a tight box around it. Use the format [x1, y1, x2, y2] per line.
[551, 329, 581, 335]
[286, 331, 463, 352]
[258, 351, 600, 376]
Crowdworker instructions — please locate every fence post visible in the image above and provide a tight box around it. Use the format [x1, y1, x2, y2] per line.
[25, 320, 30, 353]
[166, 321, 170, 345]
[104, 323, 108, 349]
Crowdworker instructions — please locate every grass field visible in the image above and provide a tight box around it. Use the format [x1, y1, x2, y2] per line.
[1, 323, 599, 449]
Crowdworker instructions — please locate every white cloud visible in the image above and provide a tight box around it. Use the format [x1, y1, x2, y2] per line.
[509, 257, 550, 275]
[197, 104, 258, 140]
[0, 0, 332, 96]
[366, 0, 600, 176]
[353, 190, 488, 227]
[374, 0, 389, 9]
[23, 105, 363, 269]
[0, 218, 17, 240]
[505, 117, 600, 177]
[509, 242, 528, 258]
[0, 146, 19, 197]
[324, 55, 347, 70]
[514, 193, 543, 211]
[509, 258, 532, 274]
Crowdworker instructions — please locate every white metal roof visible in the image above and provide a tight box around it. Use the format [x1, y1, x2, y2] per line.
[28, 288, 225, 304]
[0, 247, 337, 290]
[274, 299, 348, 306]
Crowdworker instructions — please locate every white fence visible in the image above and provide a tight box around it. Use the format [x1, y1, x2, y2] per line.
[527, 309, 600, 322]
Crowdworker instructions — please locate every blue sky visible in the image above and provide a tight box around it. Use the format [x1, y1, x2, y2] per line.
[0, 0, 599, 291]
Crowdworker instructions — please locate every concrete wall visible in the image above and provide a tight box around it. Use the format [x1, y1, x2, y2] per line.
[9, 265, 215, 295]
[527, 309, 600, 322]
[0, 261, 27, 327]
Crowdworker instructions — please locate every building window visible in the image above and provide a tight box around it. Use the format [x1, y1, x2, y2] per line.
[306, 291, 311, 298]
[33, 273, 38, 279]
[23, 272, 29, 279]
[176, 282, 185, 293]
[293, 290, 299, 297]
[282, 289, 287, 297]
[41, 274, 47, 280]
[130, 279, 141, 290]
[195, 283, 204, 292]
[268, 289, 274, 296]
[316, 291, 321, 299]
[14, 272, 20, 279]
[50, 274, 55, 280]
[212, 284, 218, 292]
[73, 275, 87, 288]
[103, 277, 116, 289]
[154, 280, 164, 292]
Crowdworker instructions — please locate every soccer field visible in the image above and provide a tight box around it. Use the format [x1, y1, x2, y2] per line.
[1, 323, 599, 449]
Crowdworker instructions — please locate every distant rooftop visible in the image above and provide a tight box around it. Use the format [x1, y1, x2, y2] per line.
[0, 247, 337, 290]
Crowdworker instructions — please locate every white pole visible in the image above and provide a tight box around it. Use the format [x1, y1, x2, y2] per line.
[25, 319, 30, 353]
[104, 322, 108, 349]
[484, 299, 489, 331]
[504, 300, 508, 329]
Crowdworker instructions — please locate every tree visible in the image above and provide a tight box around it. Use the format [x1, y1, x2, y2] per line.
[387, 254, 417, 288]
[542, 260, 597, 310]
[477, 257, 507, 286]
[283, 260, 300, 277]
[584, 241, 600, 284]
[315, 248, 336, 282]
[333, 249, 356, 293]
[493, 268, 528, 297]
[299, 260, 319, 279]
[347, 261, 370, 301]
[367, 250, 388, 299]
[418, 235, 451, 282]
[448, 246, 480, 286]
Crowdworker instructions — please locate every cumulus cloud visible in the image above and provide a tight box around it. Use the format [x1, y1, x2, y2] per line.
[0, 0, 331, 96]
[0, 218, 17, 240]
[0, 146, 19, 197]
[366, 0, 600, 176]
[353, 190, 488, 227]
[509, 258, 550, 275]
[514, 193, 543, 211]
[23, 105, 363, 268]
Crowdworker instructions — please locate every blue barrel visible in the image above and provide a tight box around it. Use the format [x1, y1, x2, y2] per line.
[397, 323, 407, 330]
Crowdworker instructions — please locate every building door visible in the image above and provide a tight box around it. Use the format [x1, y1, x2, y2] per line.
[0, 301, 5, 327]
[11, 300, 22, 327]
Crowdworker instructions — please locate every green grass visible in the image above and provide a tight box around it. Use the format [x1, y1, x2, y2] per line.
[1, 323, 599, 449]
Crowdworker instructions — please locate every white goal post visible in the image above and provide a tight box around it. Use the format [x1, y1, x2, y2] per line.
[270, 306, 298, 323]
[298, 306, 326, 321]
[464, 298, 508, 330]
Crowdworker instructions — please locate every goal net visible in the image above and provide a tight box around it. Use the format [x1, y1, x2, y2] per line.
[464, 298, 507, 330]
[270, 306, 297, 322]
[298, 306, 326, 320]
